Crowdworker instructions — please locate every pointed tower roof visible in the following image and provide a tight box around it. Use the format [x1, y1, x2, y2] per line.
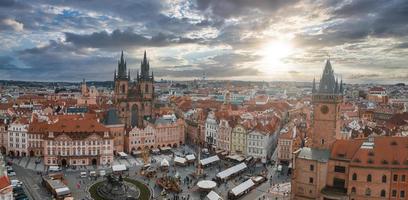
[318, 59, 337, 94]
[117, 50, 128, 79]
[312, 77, 316, 93]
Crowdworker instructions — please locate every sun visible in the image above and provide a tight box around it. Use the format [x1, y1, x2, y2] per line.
[259, 40, 293, 74]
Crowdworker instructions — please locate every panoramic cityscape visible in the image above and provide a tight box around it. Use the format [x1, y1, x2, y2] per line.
[0, 0, 408, 200]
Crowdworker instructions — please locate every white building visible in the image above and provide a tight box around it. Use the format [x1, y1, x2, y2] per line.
[7, 120, 29, 157]
[205, 112, 218, 146]
[247, 123, 280, 163]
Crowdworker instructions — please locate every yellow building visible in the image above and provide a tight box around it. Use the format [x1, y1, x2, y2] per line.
[231, 124, 247, 155]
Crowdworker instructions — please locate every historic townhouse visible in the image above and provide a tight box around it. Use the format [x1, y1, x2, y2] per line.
[205, 111, 218, 146]
[7, 118, 29, 157]
[43, 116, 114, 166]
[230, 124, 248, 155]
[127, 115, 185, 152]
[216, 119, 232, 153]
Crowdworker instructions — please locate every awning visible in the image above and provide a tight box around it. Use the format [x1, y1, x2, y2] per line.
[112, 164, 127, 172]
[216, 163, 247, 180]
[197, 180, 217, 190]
[206, 191, 223, 200]
[226, 155, 245, 162]
[118, 152, 127, 157]
[55, 187, 71, 196]
[174, 156, 186, 164]
[200, 155, 220, 166]
[230, 179, 255, 196]
[132, 150, 142, 155]
[160, 147, 172, 151]
[186, 154, 196, 161]
[161, 159, 170, 167]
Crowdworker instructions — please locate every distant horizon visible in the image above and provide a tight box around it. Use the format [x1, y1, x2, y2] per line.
[0, 78, 405, 86]
[0, 1, 407, 83]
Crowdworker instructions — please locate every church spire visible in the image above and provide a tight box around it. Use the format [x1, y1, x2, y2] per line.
[318, 59, 337, 94]
[339, 78, 343, 93]
[140, 50, 151, 80]
[117, 50, 128, 79]
[312, 77, 316, 93]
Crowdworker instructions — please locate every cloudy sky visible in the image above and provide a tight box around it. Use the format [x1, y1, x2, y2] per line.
[0, 0, 407, 83]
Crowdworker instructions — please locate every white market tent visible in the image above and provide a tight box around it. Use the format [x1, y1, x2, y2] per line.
[186, 154, 196, 161]
[206, 190, 223, 200]
[160, 147, 172, 151]
[174, 156, 187, 165]
[197, 180, 217, 190]
[216, 162, 247, 180]
[226, 154, 245, 162]
[151, 148, 160, 154]
[112, 164, 127, 172]
[230, 179, 255, 196]
[55, 187, 71, 196]
[118, 152, 128, 158]
[200, 155, 220, 166]
[161, 158, 170, 167]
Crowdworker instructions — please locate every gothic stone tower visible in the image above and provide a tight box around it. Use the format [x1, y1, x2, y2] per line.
[113, 51, 154, 129]
[311, 59, 343, 149]
[114, 51, 130, 102]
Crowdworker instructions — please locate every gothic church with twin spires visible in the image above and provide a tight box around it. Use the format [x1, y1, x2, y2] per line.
[113, 51, 154, 129]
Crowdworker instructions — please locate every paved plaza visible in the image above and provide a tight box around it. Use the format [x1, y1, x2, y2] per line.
[8, 145, 291, 200]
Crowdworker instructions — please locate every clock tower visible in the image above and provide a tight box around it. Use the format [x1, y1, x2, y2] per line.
[311, 59, 343, 149]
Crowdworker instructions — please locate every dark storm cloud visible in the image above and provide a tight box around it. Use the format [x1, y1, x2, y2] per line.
[0, 55, 17, 70]
[295, 0, 408, 48]
[394, 42, 408, 49]
[64, 29, 203, 49]
[194, 0, 299, 18]
[13, 41, 115, 81]
[156, 64, 260, 78]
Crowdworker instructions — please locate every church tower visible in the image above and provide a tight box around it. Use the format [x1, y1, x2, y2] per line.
[114, 51, 130, 103]
[311, 59, 343, 149]
[113, 50, 154, 129]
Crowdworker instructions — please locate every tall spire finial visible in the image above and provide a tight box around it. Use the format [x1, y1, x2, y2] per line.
[312, 77, 316, 93]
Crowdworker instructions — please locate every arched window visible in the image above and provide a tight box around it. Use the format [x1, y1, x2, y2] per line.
[121, 84, 125, 94]
[382, 175, 387, 183]
[367, 174, 372, 182]
[365, 188, 371, 196]
[352, 173, 357, 180]
[145, 84, 148, 93]
[381, 190, 386, 197]
[351, 187, 356, 193]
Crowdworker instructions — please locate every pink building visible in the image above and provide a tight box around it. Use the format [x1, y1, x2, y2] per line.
[43, 116, 114, 166]
[216, 119, 233, 153]
[127, 115, 185, 152]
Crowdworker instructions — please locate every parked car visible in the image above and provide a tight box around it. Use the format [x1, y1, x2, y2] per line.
[99, 170, 106, 177]
[90, 171, 97, 177]
[80, 172, 87, 178]
[7, 171, 16, 177]
[11, 179, 23, 188]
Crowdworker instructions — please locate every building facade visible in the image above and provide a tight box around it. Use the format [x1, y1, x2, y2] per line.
[127, 115, 185, 152]
[114, 51, 154, 129]
[292, 59, 344, 199]
[205, 112, 218, 147]
[216, 119, 232, 152]
[7, 120, 29, 157]
[43, 117, 114, 166]
[230, 124, 247, 155]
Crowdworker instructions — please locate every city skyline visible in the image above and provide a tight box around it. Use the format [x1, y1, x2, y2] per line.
[0, 0, 407, 83]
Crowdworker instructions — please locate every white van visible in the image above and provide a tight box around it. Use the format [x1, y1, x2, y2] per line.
[99, 170, 106, 177]
[48, 166, 61, 172]
[80, 172, 87, 178]
[90, 171, 97, 177]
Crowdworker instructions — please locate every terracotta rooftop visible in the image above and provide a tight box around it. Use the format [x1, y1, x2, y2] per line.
[331, 137, 408, 168]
